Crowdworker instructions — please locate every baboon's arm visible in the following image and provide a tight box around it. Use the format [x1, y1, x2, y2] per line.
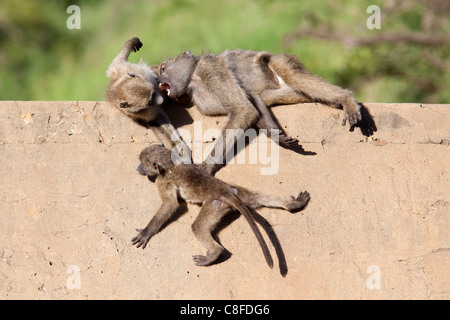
[131, 191, 179, 249]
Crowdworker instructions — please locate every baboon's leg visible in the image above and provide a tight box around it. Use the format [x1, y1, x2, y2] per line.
[266, 54, 361, 126]
[261, 86, 310, 107]
[232, 186, 310, 213]
[252, 95, 298, 146]
[202, 103, 260, 175]
[191, 201, 231, 266]
[288, 73, 361, 126]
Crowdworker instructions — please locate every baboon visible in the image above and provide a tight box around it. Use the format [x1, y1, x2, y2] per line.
[158, 49, 362, 174]
[132, 144, 310, 267]
[106, 37, 186, 151]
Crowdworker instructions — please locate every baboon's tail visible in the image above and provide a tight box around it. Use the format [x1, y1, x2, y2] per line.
[222, 194, 273, 268]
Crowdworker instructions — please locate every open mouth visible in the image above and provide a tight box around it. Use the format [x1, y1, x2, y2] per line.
[159, 82, 171, 96]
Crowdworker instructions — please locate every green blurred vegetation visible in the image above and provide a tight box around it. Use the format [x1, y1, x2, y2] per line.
[0, 0, 449, 102]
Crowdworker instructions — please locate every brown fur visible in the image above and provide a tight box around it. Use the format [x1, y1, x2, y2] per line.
[132, 144, 310, 267]
[106, 37, 187, 152]
[159, 49, 361, 174]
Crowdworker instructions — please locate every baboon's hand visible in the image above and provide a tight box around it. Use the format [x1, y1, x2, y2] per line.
[287, 191, 310, 212]
[131, 228, 151, 249]
[342, 108, 362, 127]
[129, 37, 143, 53]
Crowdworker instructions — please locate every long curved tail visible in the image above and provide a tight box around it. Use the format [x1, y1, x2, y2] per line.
[221, 193, 273, 268]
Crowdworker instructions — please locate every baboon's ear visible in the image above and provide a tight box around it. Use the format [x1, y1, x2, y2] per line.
[119, 101, 128, 108]
[153, 162, 166, 175]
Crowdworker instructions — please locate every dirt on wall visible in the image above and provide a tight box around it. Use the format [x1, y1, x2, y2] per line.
[0, 101, 449, 299]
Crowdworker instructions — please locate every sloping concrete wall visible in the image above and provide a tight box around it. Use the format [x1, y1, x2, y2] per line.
[0, 101, 449, 299]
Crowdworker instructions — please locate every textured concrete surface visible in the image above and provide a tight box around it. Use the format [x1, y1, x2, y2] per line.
[0, 101, 449, 299]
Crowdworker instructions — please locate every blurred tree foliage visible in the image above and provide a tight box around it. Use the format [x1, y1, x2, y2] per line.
[0, 0, 86, 99]
[0, 0, 448, 103]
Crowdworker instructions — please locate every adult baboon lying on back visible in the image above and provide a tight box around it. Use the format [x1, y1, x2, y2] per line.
[158, 49, 362, 174]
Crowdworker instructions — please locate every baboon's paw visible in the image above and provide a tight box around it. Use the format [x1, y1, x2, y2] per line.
[192, 254, 213, 266]
[130, 37, 143, 53]
[131, 228, 151, 249]
[288, 191, 310, 212]
[342, 109, 362, 126]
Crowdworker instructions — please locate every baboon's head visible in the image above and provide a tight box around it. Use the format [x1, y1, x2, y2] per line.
[137, 145, 174, 182]
[159, 51, 196, 99]
[114, 73, 164, 116]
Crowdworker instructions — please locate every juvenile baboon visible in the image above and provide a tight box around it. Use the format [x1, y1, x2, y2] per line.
[158, 49, 362, 174]
[106, 37, 186, 151]
[132, 144, 310, 267]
